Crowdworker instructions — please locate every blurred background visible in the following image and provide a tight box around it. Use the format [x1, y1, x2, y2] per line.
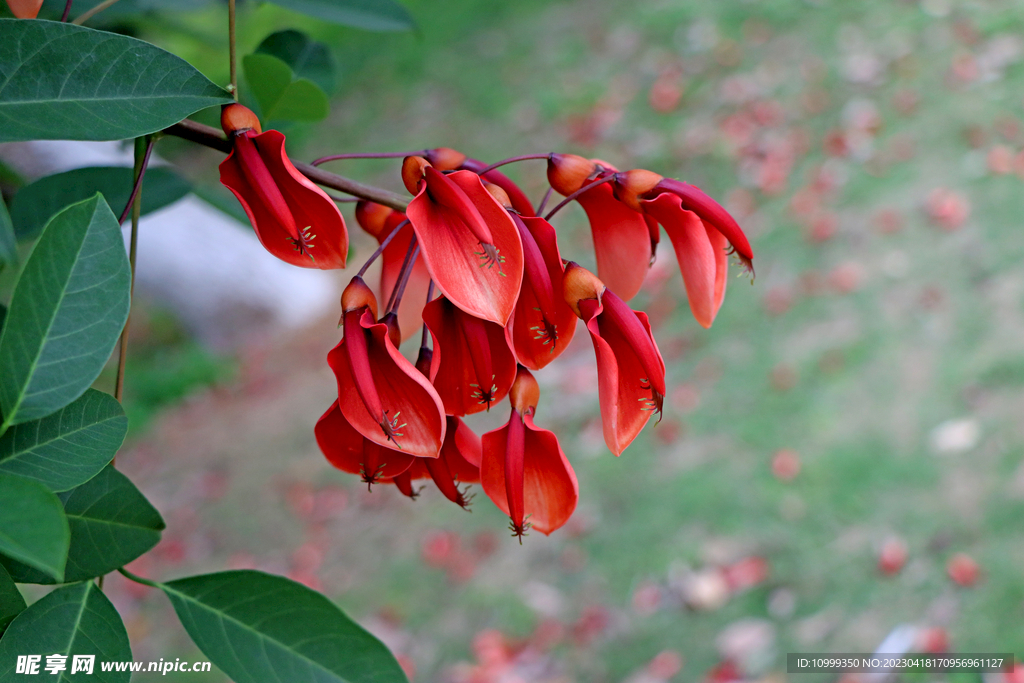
[4, 0, 1024, 681]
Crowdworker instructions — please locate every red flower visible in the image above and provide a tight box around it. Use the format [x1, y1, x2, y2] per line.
[314, 400, 414, 487]
[481, 367, 578, 540]
[485, 186, 577, 370]
[392, 416, 481, 508]
[563, 263, 666, 455]
[327, 278, 446, 459]
[403, 157, 523, 325]
[421, 295, 517, 416]
[219, 104, 348, 269]
[548, 154, 655, 301]
[354, 201, 430, 342]
[423, 148, 537, 217]
[615, 169, 753, 327]
[5, 0, 43, 18]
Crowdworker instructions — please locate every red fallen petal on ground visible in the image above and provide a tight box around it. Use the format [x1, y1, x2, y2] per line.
[578, 291, 666, 456]
[220, 130, 348, 269]
[642, 193, 722, 328]
[576, 171, 652, 301]
[722, 556, 769, 592]
[422, 296, 517, 416]
[655, 177, 753, 268]
[878, 537, 908, 576]
[946, 553, 980, 586]
[407, 169, 524, 325]
[460, 157, 537, 217]
[314, 401, 414, 481]
[481, 411, 578, 536]
[507, 216, 577, 370]
[328, 309, 446, 459]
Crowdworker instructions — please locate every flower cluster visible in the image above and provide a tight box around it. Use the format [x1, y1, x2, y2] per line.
[220, 104, 753, 541]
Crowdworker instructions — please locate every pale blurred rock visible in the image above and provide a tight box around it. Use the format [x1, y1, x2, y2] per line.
[930, 418, 980, 454]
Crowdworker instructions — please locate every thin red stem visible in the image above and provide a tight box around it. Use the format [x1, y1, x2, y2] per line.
[543, 174, 616, 221]
[312, 151, 428, 167]
[356, 219, 409, 278]
[385, 237, 420, 314]
[420, 280, 435, 348]
[535, 186, 553, 215]
[476, 153, 550, 176]
[60, 0, 73, 21]
[118, 138, 155, 225]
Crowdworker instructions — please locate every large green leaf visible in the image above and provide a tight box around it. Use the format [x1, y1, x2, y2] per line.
[2, 466, 163, 584]
[0, 194, 130, 430]
[0, 581, 131, 683]
[266, 0, 414, 32]
[0, 389, 127, 492]
[256, 29, 336, 94]
[0, 19, 232, 142]
[10, 166, 191, 241]
[243, 53, 329, 123]
[0, 474, 68, 581]
[163, 570, 408, 683]
[0, 564, 25, 636]
[0, 197, 13, 268]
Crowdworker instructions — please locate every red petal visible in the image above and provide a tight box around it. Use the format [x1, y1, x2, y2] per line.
[422, 297, 517, 416]
[219, 130, 348, 269]
[406, 170, 523, 325]
[481, 412, 579, 535]
[328, 311, 446, 458]
[507, 216, 577, 370]
[642, 193, 719, 328]
[445, 416, 482, 474]
[578, 296, 665, 456]
[460, 158, 537, 217]
[656, 178, 753, 263]
[314, 401, 414, 480]
[575, 173, 652, 301]
[376, 215, 432, 341]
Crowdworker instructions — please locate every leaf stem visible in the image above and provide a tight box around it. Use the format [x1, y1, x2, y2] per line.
[60, 0, 73, 21]
[163, 120, 411, 212]
[543, 174, 615, 221]
[117, 566, 162, 589]
[71, 0, 122, 25]
[356, 220, 409, 278]
[228, 0, 237, 101]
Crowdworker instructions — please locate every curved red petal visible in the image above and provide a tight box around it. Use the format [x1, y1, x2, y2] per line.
[642, 194, 719, 328]
[314, 401, 415, 480]
[328, 314, 446, 458]
[460, 158, 537, 217]
[407, 170, 523, 325]
[656, 178, 752, 263]
[219, 130, 348, 269]
[575, 174, 652, 301]
[507, 216, 578, 370]
[579, 297, 664, 456]
[445, 416, 482, 476]
[422, 296, 517, 416]
[481, 413, 579, 535]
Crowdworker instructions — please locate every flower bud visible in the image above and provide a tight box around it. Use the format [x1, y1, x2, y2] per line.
[221, 103, 262, 136]
[402, 156, 432, 195]
[354, 201, 393, 238]
[425, 147, 467, 171]
[341, 276, 378, 319]
[561, 261, 606, 318]
[381, 311, 402, 348]
[484, 182, 513, 210]
[510, 366, 540, 415]
[612, 169, 663, 212]
[547, 154, 597, 196]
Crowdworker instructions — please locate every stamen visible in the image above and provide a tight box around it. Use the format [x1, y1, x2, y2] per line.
[359, 462, 387, 490]
[288, 226, 317, 261]
[379, 409, 407, 449]
[469, 375, 499, 410]
[638, 378, 664, 421]
[508, 515, 532, 545]
[529, 310, 558, 352]
[475, 242, 506, 276]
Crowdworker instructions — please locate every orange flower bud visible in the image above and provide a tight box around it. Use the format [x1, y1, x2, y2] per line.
[562, 261, 606, 318]
[547, 153, 597, 195]
[425, 147, 467, 171]
[354, 201, 393, 239]
[510, 367, 540, 415]
[220, 103, 262, 136]
[341, 276, 378, 318]
[402, 156, 431, 195]
[484, 182, 513, 210]
[613, 169, 663, 211]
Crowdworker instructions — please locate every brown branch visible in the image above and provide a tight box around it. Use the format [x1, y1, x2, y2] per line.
[164, 120, 410, 212]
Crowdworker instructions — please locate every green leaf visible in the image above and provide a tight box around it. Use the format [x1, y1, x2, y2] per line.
[0, 197, 14, 268]
[0, 195, 130, 430]
[266, 0, 414, 32]
[0, 581, 132, 683]
[0, 19, 232, 142]
[256, 29, 336, 94]
[0, 474, 68, 581]
[10, 166, 191, 242]
[0, 564, 25, 636]
[243, 53, 329, 123]
[1, 466, 163, 584]
[162, 570, 408, 683]
[0, 389, 127, 492]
